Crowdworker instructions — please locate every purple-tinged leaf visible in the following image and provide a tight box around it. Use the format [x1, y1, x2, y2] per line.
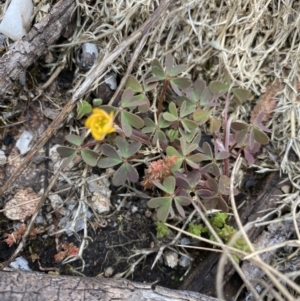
[206, 178, 218, 193]
[218, 197, 229, 212]
[98, 157, 121, 168]
[202, 197, 219, 210]
[81, 149, 100, 167]
[125, 75, 143, 93]
[128, 141, 142, 157]
[112, 164, 128, 186]
[244, 149, 255, 164]
[101, 144, 120, 159]
[151, 59, 166, 79]
[197, 189, 215, 198]
[124, 162, 139, 183]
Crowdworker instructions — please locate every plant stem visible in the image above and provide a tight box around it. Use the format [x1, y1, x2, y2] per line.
[157, 77, 170, 117]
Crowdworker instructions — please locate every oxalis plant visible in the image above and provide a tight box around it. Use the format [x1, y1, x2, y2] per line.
[57, 53, 270, 255]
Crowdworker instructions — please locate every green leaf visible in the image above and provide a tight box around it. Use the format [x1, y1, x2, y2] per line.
[115, 136, 129, 157]
[168, 64, 187, 77]
[209, 117, 221, 133]
[61, 151, 77, 169]
[56, 146, 77, 158]
[231, 121, 249, 131]
[65, 134, 84, 147]
[125, 94, 148, 108]
[155, 198, 172, 222]
[163, 176, 176, 194]
[192, 79, 206, 101]
[208, 81, 229, 94]
[202, 142, 213, 158]
[93, 98, 103, 107]
[218, 175, 231, 195]
[81, 149, 100, 167]
[235, 129, 248, 145]
[193, 109, 210, 124]
[122, 111, 144, 129]
[181, 119, 197, 133]
[121, 111, 144, 137]
[151, 59, 166, 79]
[252, 127, 269, 145]
[77, 100, 92, 119]
[232, 88, 251, 105]
[163, 112, 178, 122]
[174, 196, 191, 217]
[121, 88, 135, 107]
[170, 77, 192, 90]
[126, 75, 143, 92]
[168, 102, 178, 117]
[148, 197, 171, 208]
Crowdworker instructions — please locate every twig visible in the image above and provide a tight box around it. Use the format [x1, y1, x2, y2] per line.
[0, 160, 65, 270]
[0, 0, 174, 196]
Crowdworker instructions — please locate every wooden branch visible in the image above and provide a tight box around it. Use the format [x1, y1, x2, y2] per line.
[0, 270, 220, 301]
[0, 0, 75, 94]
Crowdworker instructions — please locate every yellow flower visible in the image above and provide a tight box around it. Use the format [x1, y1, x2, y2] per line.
[85, 108, 115, 140]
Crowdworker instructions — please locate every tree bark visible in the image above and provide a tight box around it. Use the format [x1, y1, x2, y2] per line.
[0, 0, 75, 96]
[0, 270, 219, 301]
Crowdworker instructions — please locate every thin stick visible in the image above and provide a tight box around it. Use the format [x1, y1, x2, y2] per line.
[0, 161, 64, 270]
[0, 0, 173, 196]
